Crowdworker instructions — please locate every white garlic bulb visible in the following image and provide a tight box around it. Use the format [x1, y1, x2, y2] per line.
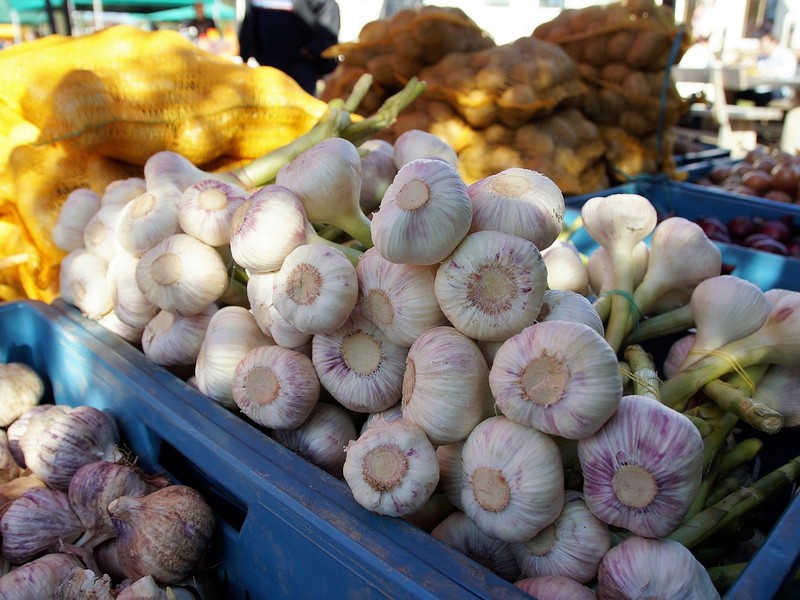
[178, 179, 248, 247]
[107, 252, 158, 330]
[115, 184, 182, 257]
[59, 248, 114, 320]
[392, 129, 459, 169]
[100, 177, 147, 206]
[541, 241, 590, 295]
[52, 188, 101, 252]
[0, 553, 83, 599]
[515, 576, 596, 600]
[537, 289, 604, 337]
[141, 304, 218, 367]
[0, 362, 44, 428]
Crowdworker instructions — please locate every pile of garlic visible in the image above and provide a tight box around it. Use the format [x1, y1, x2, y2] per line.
[51, 128, 800, 598]
[0, 362, 215, 599]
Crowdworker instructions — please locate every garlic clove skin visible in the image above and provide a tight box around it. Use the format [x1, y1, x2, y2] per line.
[272, 243, 359, 335]
[371, 158, 472, 265]
[510, 490, 610, 584]
[460, 416, 564, 543]
[597, 535, 720, 600]
[135, 233, 229, 317]
[115, 575, 196, 600]
[537, 289, 604, 338]
[356, 247, 448, 348]
[514, 576, 596, 600]
[115, 184, 182, 257]
[468, 167, 565, 252]
[109, 485, 215, 585]
[178, 179, 248, 247]
[53, 567, 114, 600]
[431, 511, 520, 582]
[401, 326, 494, 446]
[358, 139, 397, 214]
[59, 248, 115, 321]
[392, 129, 459, 169]
[0, 553, 84, 599]
[52, 188, 101, 252]
[312, 308, 408, 413]
[232, 344, 320, 430]
[141, 304, 218, 367]
[578, 395, 704, 538]
[360, 403, 404, 436]
[0, 487, 85, 563]
[490, 321, 622, 439]
[271, 402, 357, 479]
[343, 419, 439, 517]
[0, 362, 44, 428]
[435, 230, 548, 342]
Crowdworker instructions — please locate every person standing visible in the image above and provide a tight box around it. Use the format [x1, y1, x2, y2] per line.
[238, 0, 341, 96]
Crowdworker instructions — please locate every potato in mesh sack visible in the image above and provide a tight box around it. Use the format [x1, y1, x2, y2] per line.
[599, 124, 678, 183]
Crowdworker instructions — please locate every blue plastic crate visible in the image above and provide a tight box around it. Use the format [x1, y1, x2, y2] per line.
[673, 143, 731, 168]
[0, 299, 528, 599]
[564, 176, 800, 291]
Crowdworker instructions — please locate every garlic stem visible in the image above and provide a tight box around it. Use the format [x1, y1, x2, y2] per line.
[718, 438, 763, 478]
[703, 369, 782, 434]
[621, 303, 694, 347]
[623, 345, 660, 401]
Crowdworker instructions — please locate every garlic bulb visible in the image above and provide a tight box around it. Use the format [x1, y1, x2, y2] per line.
[587, 242, 649, 298]
[312, 308, 408, 413]
[435, 230, 548, 342]
[0, 362, 44, 427]
[7, 404, 51, 467]
[358, 139, 397, 214]
[115, 576, 198, 600]
[229, 185, 309, 274]
[100, 176, 147, 206]
[135, 233, 228, 316]
[431, 511, 520, 582]
[510, 490, 610, 583]
[272, 243, 358, 334]
[19, 405, 120, 491]
[83, 202, 127, 262]
[460, 416, 564, 543]
[597, 536, 720, 600]
[53, 567, 113, 600]
[107, 253, 159, 330]
[514, 576, 596, 600]
[245, 271, 275, 335]
[178, 179, 248, 246]
[109, 485, 215, 585]
[271, 402, 357, 479]
[468, 167, 565, 252]
[0, 430, 19, 484]
[577, 394, 703, 538]
[95, 311, 144, 345]
[59, 248, 114, 320]
[401, 326, 493, 446]
[490, 321, 622, 439]
[392, 129, 459, 168]
[267, 305, 314, 349]
[275, 137, 372, 248]
[436, 440, 465, 511]
[663, 333, 696, 380]
[0, 487, 85, 563]
[537, 289, 604, 337]
[141, 304, 218, 367]
[0, 553, 83, 600]
[343, 419, 439, 517]
[143, 150, 232, 192]
[195, 306, 273, 408]
[115, 184, 182, 257]
[360, 404, 404, 435]
[232, 344, 320, 429]
[541, 241, 590, 295]
[371, 158, 472, 265]
[357, 247, 448, 348]
[52, 188, 101, 252]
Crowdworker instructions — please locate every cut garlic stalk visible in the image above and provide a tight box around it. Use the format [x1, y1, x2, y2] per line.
[178, 179, 248, 247]
[232, 345, 320, 430]
[598, 536, 720, 600]
[312, 308, 408, 413]
[358, 139, 397, 214]
[490, 321, 622, 439]
[401, 326, 493, 445]
[468, 167, 565, 252]
[392, 129, 459, 168]
[135, 233, 228, 316]
[59, 248, 114, 320]
[515, 576, 596, 600]
[371, 158, 472, 265]
[276, 137, 372, 248]
[115, 184, 182, 257]
[511, 490, 610, 583]
[107, 253, 158, 330]
[537, 289, 604, 337]
[356, 247, 447, 348]
[0, 362, 44, 428]
[141, 304, 218, 367]
[435, 230, 548, 342]
[272, 243, 358, 335]
[752, 364, 800, 427]
[431, 511, 520, 582]
[343, 419, 439, 517]
[271, 402, 357, 479]
[460, 416, 564, 543]
[541, 242, 589, 295]
[52, 188, 101, 252]
[100, 176, 146, 206]
[578, 394, 703, 538]
[195, 306, 273, 408]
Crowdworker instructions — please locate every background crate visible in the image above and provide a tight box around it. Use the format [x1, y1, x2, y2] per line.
[0, 299, 527, 599]
[673, 143, 731, 168]
[564, 176, 800, 291]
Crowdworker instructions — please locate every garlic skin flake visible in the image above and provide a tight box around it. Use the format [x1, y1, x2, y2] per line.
[490, 321, 622, 439]
[598, 536, 720, 600]
[435, 230, 547, 342]
[578, 394, 704, 538]
[460, 416, 564, 543]
[402, 326, 493, 446]
[0, 362, 44, 428]
[371, 158, 472, 265]
[272, 243, 358, 335]
[343, 419, 439, 517]
[232, 345, 320, 430]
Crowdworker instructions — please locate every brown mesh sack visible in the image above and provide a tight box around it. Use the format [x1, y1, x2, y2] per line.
[599, 125, 677, 183]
